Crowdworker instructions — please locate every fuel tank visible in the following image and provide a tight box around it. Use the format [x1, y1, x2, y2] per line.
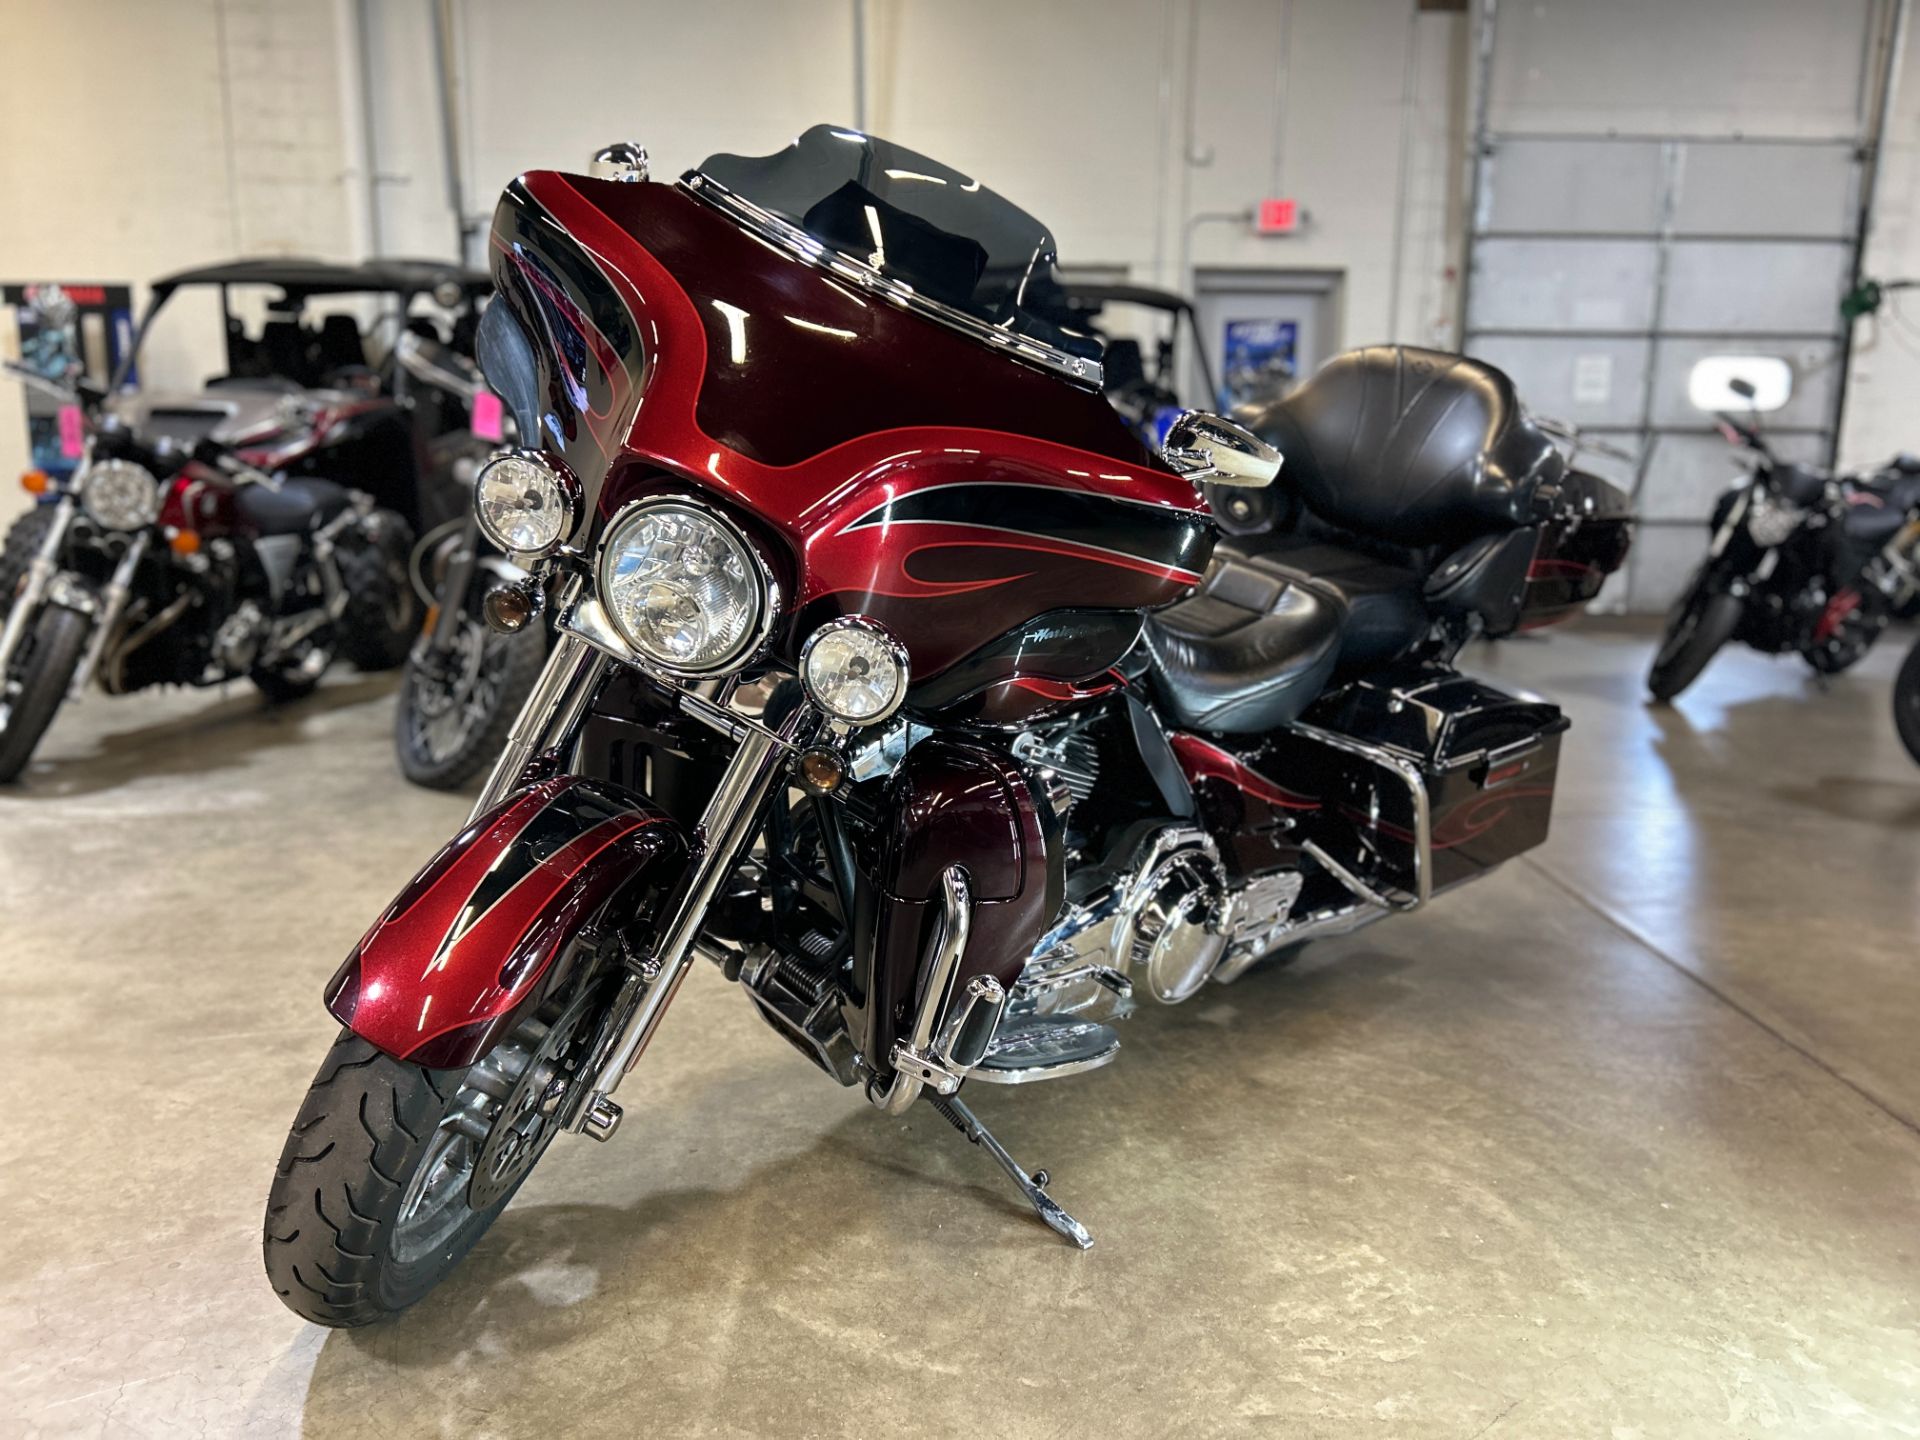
[485, 171, 1213, 698]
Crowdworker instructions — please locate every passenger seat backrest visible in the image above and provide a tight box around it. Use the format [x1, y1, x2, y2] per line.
[1242, 345, 1562, 550]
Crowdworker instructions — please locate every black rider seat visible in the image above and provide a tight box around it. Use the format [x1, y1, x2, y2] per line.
[1144, 547, 1343, 733]
[236, 478, 351, 537]
[1245, 539, 1428, 671]
[1842, 496, 1909, 546]
[1147, 346, 1560, 734]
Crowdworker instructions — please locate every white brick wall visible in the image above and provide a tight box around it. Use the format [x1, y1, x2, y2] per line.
[0, 0, 353, 528]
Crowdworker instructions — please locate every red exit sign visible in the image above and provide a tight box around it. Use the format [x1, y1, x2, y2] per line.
[1256, 198, 1299, 234]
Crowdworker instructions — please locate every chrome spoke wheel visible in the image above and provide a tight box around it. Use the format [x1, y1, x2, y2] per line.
[385, 979, 606, 1265]
[407, 620, 510, 765]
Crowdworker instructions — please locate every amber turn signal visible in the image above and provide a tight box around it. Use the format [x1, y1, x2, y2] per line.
[19, 470, 48, 495]
[482, 582, 536, 634]
[798, 747, 844, 793]
[168, 529, 201, 556]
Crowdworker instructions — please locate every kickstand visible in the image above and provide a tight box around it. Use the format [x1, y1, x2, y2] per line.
[927, 1093, 1093, 1250]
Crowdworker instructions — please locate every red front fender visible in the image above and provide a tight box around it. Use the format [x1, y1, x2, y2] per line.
[324, 777, 686, 1067]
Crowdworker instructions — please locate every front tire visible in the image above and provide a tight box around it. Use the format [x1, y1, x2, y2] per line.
[262, 1036, 488, 1326]
[0, 507, 56, 616]
[0, 603, 90, 783]
[265, 972, 606, 1326]
[1894, 638, 1920, 765]
[1649, 577, 1744, 702]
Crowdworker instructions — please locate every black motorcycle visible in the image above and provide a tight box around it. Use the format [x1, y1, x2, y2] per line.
[0, 362, 416, 782]
[389, 333, 547, 788]
[1649, 380, 1920, 701]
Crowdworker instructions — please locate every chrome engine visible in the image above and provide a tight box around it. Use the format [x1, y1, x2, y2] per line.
[1008, 819, 1309, 1025]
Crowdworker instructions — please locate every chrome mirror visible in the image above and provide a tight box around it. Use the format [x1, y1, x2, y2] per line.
[589, 143, 649, 183]
[1160, 410, 1282, 488]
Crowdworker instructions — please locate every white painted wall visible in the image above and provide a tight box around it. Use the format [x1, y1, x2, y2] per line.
[0, 0, 356, 528]
[1841, 10, 1920, 469]
[366, 0, 1468, 354]
[0, 0, 1473, 537]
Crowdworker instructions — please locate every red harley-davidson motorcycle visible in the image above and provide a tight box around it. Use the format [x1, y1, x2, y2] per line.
[263, 128, 1631, 1325]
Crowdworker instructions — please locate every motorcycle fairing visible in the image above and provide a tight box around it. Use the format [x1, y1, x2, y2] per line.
[325, 776, 685, 1067]
[486, 172, 1213, 690]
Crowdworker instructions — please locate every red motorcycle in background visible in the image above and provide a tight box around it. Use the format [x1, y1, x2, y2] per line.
[263, 127, 1631, 1325]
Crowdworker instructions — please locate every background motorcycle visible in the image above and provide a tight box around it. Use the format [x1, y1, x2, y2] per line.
[1, 258, 491, 611]
[1649, 378, 1920, 701]
[0, 362, 416, 782]
[262, 128, 1629, 1326]
[389, 332, 548, 788]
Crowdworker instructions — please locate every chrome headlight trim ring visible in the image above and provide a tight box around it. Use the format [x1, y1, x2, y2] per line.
[473, 447, 577, 557]
[799, 614, 911, 726]
[593, 495, 779, 680]
[79, 458, 162, 532]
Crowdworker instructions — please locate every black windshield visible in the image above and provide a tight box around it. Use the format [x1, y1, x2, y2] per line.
[695, 125, 1097, 364]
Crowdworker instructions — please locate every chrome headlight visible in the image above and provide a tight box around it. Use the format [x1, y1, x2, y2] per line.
[80, 459, 161, 531]
[1748, 491, 1805, 548]
[598, 499, 770, 675]
[475, 449, 574, 555]
[801, 616, 909, 724]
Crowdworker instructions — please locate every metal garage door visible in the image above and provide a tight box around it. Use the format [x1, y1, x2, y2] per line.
[1458, 2, 1899, 613]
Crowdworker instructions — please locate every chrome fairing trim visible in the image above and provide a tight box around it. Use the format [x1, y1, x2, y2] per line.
[680, 172, 1104, 391]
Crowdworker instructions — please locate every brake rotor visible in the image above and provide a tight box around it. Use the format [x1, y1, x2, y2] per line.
[466, 981, 604, 1211]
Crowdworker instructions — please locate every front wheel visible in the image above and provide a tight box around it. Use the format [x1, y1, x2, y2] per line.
[0, 603, 90, 783]
[395, 616, 547, 790]
[1893, 639, 1920, 765]
[264, 974, 607, 1326]
[1648, 576, 1744, 702]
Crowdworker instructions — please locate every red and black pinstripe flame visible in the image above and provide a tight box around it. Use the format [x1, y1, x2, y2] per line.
[325, 777, 683, 1067]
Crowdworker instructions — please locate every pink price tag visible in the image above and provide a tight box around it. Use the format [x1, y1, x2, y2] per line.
[57, 404, 85, 460]
[470, 390, 505, 443]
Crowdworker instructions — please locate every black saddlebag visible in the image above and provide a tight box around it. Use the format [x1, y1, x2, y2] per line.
[1255, 668, 1568, 899]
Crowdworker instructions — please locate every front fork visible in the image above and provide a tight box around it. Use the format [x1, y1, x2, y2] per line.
[68, 531, 149, 697]
[464, 618, 819, 1137]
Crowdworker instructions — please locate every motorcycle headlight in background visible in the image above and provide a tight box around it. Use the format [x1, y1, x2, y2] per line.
[598, 499, 770, 675]
[475, 450, 574, 555]
[80, 459, 161, 532]
[801, 616, 909, 725]
[1746, 490, 1805, 548]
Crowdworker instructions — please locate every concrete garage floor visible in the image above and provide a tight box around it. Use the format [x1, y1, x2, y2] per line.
[2, 621, 1917, 1438]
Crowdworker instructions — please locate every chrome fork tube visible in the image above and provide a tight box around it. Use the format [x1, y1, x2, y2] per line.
[69, 531, 150, 697]
[567, 698, 815, 1135]
[0, 499, 75, 678]
[470, 627, 605, 820]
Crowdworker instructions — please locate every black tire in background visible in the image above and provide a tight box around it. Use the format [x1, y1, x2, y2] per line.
[336, 513, 419, 673]
[0, 603, 90, 783]
[396, 621, 546, 790]
[1893, 637, 1920, 765]
[0, 507, 56, 616]
[1649, 579, 1745, 702]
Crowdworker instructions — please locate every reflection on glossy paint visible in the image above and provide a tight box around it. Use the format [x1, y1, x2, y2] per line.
[710, 300, 748, 365]
[786, 316, 858, 341]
